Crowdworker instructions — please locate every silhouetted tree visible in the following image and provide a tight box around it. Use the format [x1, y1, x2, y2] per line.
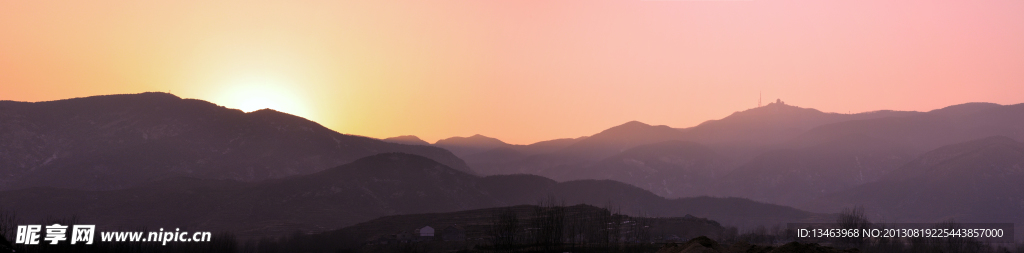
[0, 207, 16, 253]
[564, 205, 589, 252]
[490, 207, 521, 252]
[529, 198, 565, 253]
[836, 205, 870, 247]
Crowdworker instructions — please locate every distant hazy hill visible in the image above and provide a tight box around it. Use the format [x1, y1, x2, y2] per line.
[817, 136, 1024, 227]
[702, 102, 1024, 210]
[558, 121, 688, 160]
[0, 153, 821, 238]
[679, 101, 920, 149]
[523, 141, 726, 198]
[430, 134, 587, 159]
[467, 122, 695, 182]
[717, 134, 913, 208]
[383, 135, 431, 146]
[433, 134, 513, 157]
[701, 102, 1024, 211]
[790, 102, 1024, 154]
[0, 92, 471, 190]
[450, 103, 924, 202]
[516, 137, 587, 155]
[465, 102, 1024, 208]
[466, 102, 909, 188]
[461, 147, 530, 175]
[436, 135, 587, 175]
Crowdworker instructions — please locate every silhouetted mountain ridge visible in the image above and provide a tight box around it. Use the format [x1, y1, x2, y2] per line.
[462, 101, 927, 202]
[679, 101, 919, 147]
[790, 103, 1024, 153]
[0, 92, 472, 190]
[815, 136, 1024, 231]
[433, 134, 513, 157]
[927, 102, 1004, 118]
[718, 134, 913, 208]
[559, 121, 687, 160]
[382, 135, 431, 146]
[0, 153, 822, 238]
[555, 140, 725, 197]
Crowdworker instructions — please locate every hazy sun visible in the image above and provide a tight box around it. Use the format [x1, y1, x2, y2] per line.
[216, 76, 312, 119]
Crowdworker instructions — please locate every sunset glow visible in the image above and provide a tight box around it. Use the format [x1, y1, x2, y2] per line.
[215, 75, 311, 118]
[2, 0, 1023, 144]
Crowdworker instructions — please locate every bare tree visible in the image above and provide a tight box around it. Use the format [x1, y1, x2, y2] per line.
[564, 205, 587, 251]
[529, 197, 566, 252]
[836, 205, 870, 247]
[0, 207, 17, 242]
[491, 207, 520, 253]
[934, 220, 983, 253]
[0, 207, 15, 252]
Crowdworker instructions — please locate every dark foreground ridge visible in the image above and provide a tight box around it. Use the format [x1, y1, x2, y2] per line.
[255, 204, 727, 252]
[657, 236, 857, 253]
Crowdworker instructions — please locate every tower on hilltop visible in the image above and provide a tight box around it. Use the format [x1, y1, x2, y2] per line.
[758, 92, 762, 107]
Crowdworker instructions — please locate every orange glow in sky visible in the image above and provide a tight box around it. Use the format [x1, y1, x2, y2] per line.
[2, 0, 1023, 144]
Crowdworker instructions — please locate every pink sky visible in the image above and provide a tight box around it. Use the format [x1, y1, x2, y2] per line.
[2, 0, 1023, 144]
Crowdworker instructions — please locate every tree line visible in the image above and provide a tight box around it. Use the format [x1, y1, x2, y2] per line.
[485, 199, 655, 253]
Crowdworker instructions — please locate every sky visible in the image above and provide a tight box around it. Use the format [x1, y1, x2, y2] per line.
[2, 0, 1023, 145]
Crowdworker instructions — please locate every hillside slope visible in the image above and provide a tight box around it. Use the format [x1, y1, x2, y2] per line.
[0, 153, 821, 238]
[0, 92, 471, 190]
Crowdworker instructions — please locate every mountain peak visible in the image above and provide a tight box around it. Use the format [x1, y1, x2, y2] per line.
[245, 108, 322, 128]
[434, 134, 512, 157]
[600, 121, 659, 133]
[247, 108, 288, 116]
[690, 100, 832, 129]
[383, 135, 430, 146]
[435, 134, 508, 146]
[620, 120, 650, 127]
[928, 102, 1003, 117]
[136, 91, 181, 99]
[558, 120, 685, 160]
[754, 100, 812, 111]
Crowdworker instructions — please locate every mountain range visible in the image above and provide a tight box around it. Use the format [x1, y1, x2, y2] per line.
[815, 136, 1024, 225]
[0, 153, 819, 238]
[0, 92, 471, 190]
[391, 101, 1024, 204]
[378, 99, 1024, 237]
[3, 92, 1024, 242]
